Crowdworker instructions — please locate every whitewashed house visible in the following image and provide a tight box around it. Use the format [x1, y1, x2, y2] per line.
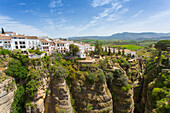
[54, 41, 69, 54]
[74, 43, 86, 58]
[0, 36, 11, 50]
[39, 39, 50, 53]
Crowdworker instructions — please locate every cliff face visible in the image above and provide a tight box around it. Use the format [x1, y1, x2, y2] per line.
[45, 79, 73, 113]
[0, 73, 17, 113]
[110, 83, 134, 113]
[26, 58, 73, 113]
[0, 55, 17, 113]
[72, 81, 113, 113]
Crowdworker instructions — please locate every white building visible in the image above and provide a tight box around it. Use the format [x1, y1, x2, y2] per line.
[74, 43, 86, 58]
[0, 36, 11, 50]
[54, 41, 69, 54]
[10, 35, 40, 53]
[39, 39, 50, 53]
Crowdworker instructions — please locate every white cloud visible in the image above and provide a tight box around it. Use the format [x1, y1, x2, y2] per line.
[18, 3, 26, 6]
[149, 10, 170, 19]
[132, 10, 143, 18]
[49, 0, 63, 8]
[91, 0, 112, 7]
[0, 15, 46, 36]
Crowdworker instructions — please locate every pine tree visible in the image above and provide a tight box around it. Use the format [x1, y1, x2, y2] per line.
[118, 48, 121, 55]
[108, 47, 111, 55]
[122, 48, 125, 56]
[105, 47, 107, 54]
[95, 40, 102, 55]
[1, 28, 5, 34]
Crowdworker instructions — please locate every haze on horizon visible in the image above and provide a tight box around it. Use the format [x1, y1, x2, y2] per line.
[1, 0, 170, 38]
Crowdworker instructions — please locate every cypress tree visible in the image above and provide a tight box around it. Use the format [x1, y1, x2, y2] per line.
[1, 28, 5, 34]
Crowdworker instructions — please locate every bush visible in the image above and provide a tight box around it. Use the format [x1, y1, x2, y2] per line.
[50, 66, 67, 79]
[86, 73, 97, 84]
[0, 49, 11, 55]
[5, 59, 28, 80]
[152, 88, 167, 100]
[11, 86, 27, 113]
[97, 69, 106, 83]
[121, 84, 131, 92]
[106, 72, 114, 83]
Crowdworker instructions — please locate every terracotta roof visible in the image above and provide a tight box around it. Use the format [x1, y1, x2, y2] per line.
[26, 36, 38, 39]
[55, 41, 66, 44]
[0, 34, 6, 36]
[11, 35, 25, 37]
[0, 36, 11, 40]
[77, 60, 94, 63]
[39, 39, 49, 43]
[50, 42, 55, 46]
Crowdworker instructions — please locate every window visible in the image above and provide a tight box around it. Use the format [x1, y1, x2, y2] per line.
[0, 41, 2, 43]
[16, 46, 18, 49]
[20, 46, 26, 48]
[15, 41, 18, 45]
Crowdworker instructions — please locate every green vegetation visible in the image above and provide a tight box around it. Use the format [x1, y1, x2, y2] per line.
[95, 40, 102, 55]
[1, 28, 5, 34]
[28, 48, 44, 55]
[0, 49, 11, 55]
[5, 59, 28, 81]
[155, 40, 170, 51]
[86, 73, 97, 84]
[11, 86, 27, 113]
[69, 44, 80, 56]
[111, 45, 144, 51]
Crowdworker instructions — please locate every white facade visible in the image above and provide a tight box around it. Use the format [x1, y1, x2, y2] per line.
[0, 37, 11, 50]
[74, 43, 86, 58]
[10, 36, 40, 53]
[54, 41, 69, 54]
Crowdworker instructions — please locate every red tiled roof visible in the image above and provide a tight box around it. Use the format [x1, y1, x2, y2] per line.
[0, 36, 11, 40]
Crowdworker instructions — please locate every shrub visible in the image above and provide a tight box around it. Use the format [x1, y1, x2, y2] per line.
[50, 65, 67, 79]
[152, 88, 167, 100]
[11, 86, 27, 113]
[0, 49, 11, 55]
[121, 84, 131, 92]
[106, 72, 114, 83]
[5, 59, 28, 80]
[86, 73, 97, 84]
[97, 69, 106, 83]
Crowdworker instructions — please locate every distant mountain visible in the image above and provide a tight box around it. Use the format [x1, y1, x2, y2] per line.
[69, 32, 170, 40]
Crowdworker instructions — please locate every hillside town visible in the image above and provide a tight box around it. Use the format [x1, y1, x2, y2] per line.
[0, 31, 136, 59]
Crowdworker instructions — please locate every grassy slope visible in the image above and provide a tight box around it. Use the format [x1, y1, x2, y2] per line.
[111, 45, 144, 51]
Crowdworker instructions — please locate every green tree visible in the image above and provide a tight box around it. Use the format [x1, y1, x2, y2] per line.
[11, 86, 27, 113]
[50, 65, 67, 79]
[5, 59, 28, 81]
[0, 49, 11, 55]
[108, 47, 111, 55]
[118, 48, 121, 55]
[69, 44, 80, 56]
[95, 40, 102, 55]
[122, 48, 125, 56]
[97, 69, 106, 83]
[86, 73, 97, 84]
[1, 28, 5, 34]
[105, 47, 107, 55]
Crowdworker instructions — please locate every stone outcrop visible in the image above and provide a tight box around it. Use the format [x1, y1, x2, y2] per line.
[71, 80, 113, 113]
[26, 76, 50, 113]
[0, 73, 17, 113]
[45, 79, 73, 113]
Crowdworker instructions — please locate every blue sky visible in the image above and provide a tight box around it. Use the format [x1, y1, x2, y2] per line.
[0, 0, 170, 38]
